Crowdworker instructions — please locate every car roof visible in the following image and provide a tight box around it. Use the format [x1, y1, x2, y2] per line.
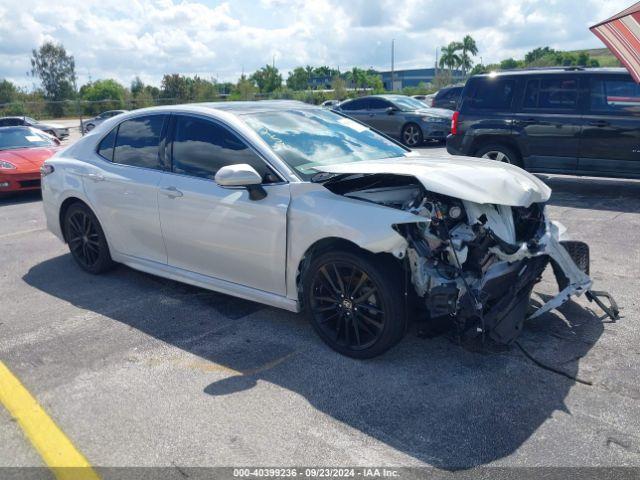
[194, 100, 314, 114]
[473, 67, 629, 78]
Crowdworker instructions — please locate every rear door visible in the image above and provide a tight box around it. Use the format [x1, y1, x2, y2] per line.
[579, 74, 640, 177]
[84, 114, 169, 263]
[338, 98, 370, 123]
[513, 75, 580, 172]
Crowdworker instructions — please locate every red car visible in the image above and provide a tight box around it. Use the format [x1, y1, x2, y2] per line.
[0, 126, 60, 195]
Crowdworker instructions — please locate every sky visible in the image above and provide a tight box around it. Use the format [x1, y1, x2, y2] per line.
[0, 0, 631, 89]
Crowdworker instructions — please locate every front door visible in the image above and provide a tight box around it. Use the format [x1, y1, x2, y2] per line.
[579, 74, 640, 177]
[513, 75, 581, 172]
[365, 97, 398, 136]
[157, 114, 290, 295]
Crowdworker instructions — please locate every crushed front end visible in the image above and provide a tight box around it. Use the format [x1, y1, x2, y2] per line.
[320, 171, 618, 344]
[396, 192, 618, 343]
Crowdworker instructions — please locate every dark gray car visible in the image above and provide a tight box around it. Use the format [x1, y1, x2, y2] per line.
[335, 95, 452, 147]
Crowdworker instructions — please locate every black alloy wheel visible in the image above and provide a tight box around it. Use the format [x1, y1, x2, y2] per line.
[64, 203, 115, 274]
[304, 250, 405, 358]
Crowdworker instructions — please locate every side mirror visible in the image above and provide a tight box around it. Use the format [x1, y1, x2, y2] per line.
[214, 164, 267, 201]
[386, 106, 396, 115]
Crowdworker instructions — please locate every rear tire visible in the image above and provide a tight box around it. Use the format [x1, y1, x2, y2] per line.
[475, 143, 522, 168]
[64, 203, 115, 274]
[303, 250, 406, 358]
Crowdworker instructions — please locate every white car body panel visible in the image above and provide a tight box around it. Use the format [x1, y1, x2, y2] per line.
[315, 156, 552, 207]
[157, 173, 290, 295]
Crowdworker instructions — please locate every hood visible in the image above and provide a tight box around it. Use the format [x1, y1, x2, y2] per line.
[0, 147, 59, 170]
[314, 155, 551, 207]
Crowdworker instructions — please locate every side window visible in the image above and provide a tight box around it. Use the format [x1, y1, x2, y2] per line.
[113, 115, 166, 169]
[523, 78, 577, 110]
[590, 77, 640, 116]
[468, 79, 516, 110]
[171, 116, 275, 182]
[341, 98, 368, 111]
[97, 127, 118, 161]
[368, 98, 390, 110]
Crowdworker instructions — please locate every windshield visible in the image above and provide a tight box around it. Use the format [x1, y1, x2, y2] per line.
[242, 109, 407, 178]
[389, 96, 428, 111]
[0, 127, 56, 150]
[25, 117, 38, 124]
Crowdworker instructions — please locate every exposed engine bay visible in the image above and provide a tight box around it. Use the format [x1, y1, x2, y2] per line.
[322, 173, 620, 344]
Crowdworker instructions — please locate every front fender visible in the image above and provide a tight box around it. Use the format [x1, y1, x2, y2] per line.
[286, 183, 419, 300]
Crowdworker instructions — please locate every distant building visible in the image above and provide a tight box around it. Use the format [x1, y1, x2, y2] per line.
[378, 68, 463, 90]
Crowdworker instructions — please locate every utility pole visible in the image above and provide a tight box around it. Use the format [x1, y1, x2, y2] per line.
[391, 39, 395, 91]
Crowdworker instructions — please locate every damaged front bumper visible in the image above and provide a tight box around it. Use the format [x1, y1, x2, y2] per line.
[403, 211, 619, 344]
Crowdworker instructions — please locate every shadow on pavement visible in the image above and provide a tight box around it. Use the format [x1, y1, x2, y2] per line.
[24, 255, 604, 470]
[0, 190, 42, 206]
[540, 175, 640, 213]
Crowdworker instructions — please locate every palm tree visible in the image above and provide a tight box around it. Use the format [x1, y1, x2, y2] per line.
[439, 42, 461, 73]
[458, 35, 478, 77]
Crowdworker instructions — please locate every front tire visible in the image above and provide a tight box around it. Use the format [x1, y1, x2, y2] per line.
[303, 250, 406, 358]
[64, 203, 115, 274]
[401, 123, 424, 148]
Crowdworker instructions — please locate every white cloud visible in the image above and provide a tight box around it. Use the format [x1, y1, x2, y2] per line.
[0, 0, 631, 89]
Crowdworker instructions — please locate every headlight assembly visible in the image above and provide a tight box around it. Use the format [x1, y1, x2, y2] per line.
[0, 160, 16, 170]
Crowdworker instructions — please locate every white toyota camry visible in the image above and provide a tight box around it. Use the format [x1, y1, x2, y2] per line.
[40, 101, 617, 358]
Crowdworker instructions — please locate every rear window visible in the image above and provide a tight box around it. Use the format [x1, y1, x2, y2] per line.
[466, 79, 515, 110]
[113, 115, 166, 170]
[97, 127, 117, 161]
[590, 77, 640, 116]
[523, 78, 578, 110]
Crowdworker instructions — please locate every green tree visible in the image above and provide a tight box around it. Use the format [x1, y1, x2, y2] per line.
[366, 73, 384, 93]
[331, 76, 347, 100]
[190, 76, 218, 101]
[234, 74, 256, 100]
[314, 66, 340, 78]
[160, 74, 190, 102]
[457, 35, 478, 77]
[286, 67, 310, 91]
[131, 77, 144, 96]
[500, 58, 520, 70]
[0, 79, 18, 104]
[79, 79, 127, 114]
[347, 67, 368, 92]
[250, 65, 282, 93]
[30, 41, 76, 116]
[439, 42, 461, 73]
[524, 46, 556, 64]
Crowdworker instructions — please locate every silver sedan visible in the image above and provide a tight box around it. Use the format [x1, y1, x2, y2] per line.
[40, 101, 614, 358]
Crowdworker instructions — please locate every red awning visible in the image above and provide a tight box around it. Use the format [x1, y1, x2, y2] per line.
[590, 1, 640, 82]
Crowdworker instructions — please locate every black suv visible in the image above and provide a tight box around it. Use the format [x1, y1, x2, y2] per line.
[446, 68, 640, 179]
[432, 86, 463, 110]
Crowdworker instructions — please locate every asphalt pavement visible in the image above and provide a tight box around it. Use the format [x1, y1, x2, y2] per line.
[1, 142, 639, 474]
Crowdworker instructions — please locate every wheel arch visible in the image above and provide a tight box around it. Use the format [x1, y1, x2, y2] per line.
[469, 135, 522, 159]
[294, 236, 403, 310]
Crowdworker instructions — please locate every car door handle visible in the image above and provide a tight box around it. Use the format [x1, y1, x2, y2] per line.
[84, 173, 105, 182]
[160, 186, 183, 198]
[588, 120, 609, 127]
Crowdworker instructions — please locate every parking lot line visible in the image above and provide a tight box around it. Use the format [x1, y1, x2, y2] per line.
[0, 361, 100, 480]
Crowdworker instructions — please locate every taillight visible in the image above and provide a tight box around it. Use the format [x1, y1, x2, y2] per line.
[451, 111, 459, 135]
